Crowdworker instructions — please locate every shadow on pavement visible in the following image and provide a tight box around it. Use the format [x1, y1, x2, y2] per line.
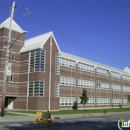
[3, 119, 119, 130]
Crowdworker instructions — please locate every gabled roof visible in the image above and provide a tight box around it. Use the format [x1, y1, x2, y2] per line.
[20, 31, 60, 53]
[0, 17, 24, 33]
[123, 67, 130, 74]
[60, 51, 130, 75]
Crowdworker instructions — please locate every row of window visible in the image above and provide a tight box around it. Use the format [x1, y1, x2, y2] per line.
[78, 79, 95, 88]
[60, 76, 130, 92]
[60, 97, 127, 106]
[60, 58, 130, 81]
[10, 50, 130, 82]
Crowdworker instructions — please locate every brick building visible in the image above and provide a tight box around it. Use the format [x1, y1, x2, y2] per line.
[0, 17, 130, 110]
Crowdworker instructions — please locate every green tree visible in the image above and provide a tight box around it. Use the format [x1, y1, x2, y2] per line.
[127, 95, 130, 105]
[80, 89, 89, 108]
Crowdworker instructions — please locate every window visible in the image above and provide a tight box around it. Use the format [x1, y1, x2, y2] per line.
[55, 83, 60, 97]
[60, 97, 75, 106]
[11, 52, 15, 60]
[78, 62, 95, 72]
[112, 99, 121, 105]
[96, 67, 109, 76]
[97, 98, 110, 105]
[78, 79, 95, 88]
[60, 77, 75, 86]
[111, 84, 121, 91]
[10, 74, 13, 82]
[123, 99, 127, 105]
[55, 53, 60, 74]
[60, 57, 76, 68]
[123, 86, 130, 92]
[97, 82, 110, 90]
[87, 98, 95, 105]
[111, 71, 121, 79]
[122, 75, 130, 81]
[29, 81, 44, 96]
[30, 49, 45, 72]
[11, 31, 17, 39]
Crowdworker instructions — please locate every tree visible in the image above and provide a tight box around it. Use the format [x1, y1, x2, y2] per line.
[80, 89, 89, 108]
[127, 95, 130, 105]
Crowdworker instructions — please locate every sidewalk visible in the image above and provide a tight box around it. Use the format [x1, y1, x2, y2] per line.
[0, 111, 129, 122]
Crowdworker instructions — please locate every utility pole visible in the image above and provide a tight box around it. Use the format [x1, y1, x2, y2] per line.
[1, 1, 15, 117]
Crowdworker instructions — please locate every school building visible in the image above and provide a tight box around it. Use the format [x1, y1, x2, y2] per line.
[0, 17, 130, 110]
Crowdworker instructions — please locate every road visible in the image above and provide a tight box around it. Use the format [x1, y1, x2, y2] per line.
[0, 113, 129, 130]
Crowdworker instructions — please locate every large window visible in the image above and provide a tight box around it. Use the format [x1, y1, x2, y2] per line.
[111, 71, 121, 79]
[55, 83, 60, 97]
[97, 98, 110, 105]
[78, 79, 95, 88]
[97, 82, 110, 90]
[60, 76, 75, 86]
[112, 99, 121, 104]
[123, 86, 130, 92]
[29, 81, 44, 96]
[123, 99, 127, 105]
[111, 84, 121, 91]
[30, 49, 45, 72]
[78, 62, 95, 72]
[122, 74, 130, 81]
[96, 67, 109, 76]
[60, 57, 76, 68]
[60, 97, 75, 106]
[87, 98, 95, 105]
[55, 53, 60, 74]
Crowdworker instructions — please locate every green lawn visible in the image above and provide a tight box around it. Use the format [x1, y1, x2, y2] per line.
[8, 107, 130, 115]
[3, 113, 25, 116]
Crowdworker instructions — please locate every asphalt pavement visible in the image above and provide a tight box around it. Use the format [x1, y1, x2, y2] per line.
[0, 111, 129, 130]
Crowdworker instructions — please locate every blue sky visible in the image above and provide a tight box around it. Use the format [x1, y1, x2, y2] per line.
[0, 0, 130, 70]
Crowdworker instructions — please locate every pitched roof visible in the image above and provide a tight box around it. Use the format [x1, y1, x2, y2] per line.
[0, 17, 24, 33]
[20, 31, 60, 53]
[123, 67, 130, 74]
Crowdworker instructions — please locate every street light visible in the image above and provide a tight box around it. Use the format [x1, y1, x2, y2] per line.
[1, 31, 27, 117]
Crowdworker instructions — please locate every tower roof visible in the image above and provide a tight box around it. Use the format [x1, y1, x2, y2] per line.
[0, 17, 24, 33]
[20, 31, 60, 53]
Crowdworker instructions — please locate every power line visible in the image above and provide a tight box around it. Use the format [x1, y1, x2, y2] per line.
[15, 3, 129, 68]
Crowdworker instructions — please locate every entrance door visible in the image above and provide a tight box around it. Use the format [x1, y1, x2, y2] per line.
[8, 99, 13, 109]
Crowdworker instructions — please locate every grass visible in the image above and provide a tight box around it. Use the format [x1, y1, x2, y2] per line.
[8, 107, 130, 115]
[2, 112, 25, 116]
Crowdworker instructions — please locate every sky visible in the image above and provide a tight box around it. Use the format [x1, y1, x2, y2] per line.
[0, 0, 130, 70]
